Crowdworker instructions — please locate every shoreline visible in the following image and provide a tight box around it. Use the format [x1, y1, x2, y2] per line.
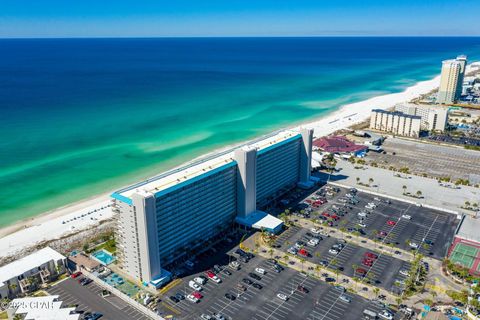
[0, 70, 445, 259]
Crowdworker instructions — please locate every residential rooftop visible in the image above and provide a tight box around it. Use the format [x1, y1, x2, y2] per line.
[0, 247, 65, 287]
[112, 129, 301, 202]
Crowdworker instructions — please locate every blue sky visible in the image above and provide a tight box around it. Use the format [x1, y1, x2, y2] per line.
[1, 0, 479, 38]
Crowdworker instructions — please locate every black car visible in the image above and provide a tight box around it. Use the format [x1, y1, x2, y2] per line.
[175, 292, 185, 300]
[239, 256, 249, 263]
[325, 277, 336, 283]
[235, 248, 247, 256]
[169, 296, 180, 303]
[252, 283, 263, 290]
[267, 258, 277, 264]
[242, 278, 253, 285]
[249, 273, 261, 281]
[246, 252, 255, 259]
[80, 278, 92, 286]
[225, 293, 236, 301]
[222, 269, 232, 276]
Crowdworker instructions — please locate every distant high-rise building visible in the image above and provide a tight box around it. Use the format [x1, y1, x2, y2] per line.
[437, 55, 467, 104]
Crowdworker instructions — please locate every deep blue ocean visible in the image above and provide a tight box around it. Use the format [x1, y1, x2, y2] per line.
[1, 37, 480, 225]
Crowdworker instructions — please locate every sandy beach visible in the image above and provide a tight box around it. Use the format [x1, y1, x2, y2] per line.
[0, 69, 451, 260]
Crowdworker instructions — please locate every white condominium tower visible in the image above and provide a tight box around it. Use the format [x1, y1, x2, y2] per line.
[111, 129, 314, 287]
[437, 55, 467, 104]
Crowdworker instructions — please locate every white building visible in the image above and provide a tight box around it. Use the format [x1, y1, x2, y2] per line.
[394, 103, 449, 131]
[111, 129, 314, 286]
[0, 247, 66, 300]
[370, 109, 421, 137]
[7, 295, 79, 320]
[437, 55, 467, 104]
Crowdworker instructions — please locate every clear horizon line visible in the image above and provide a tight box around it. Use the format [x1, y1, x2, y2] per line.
[1, 34, 480, 40]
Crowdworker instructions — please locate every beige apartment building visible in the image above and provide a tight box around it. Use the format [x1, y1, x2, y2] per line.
[437, 55, 467, 104]
[370, 109, 421, 137]
[394, 103, 449, 131]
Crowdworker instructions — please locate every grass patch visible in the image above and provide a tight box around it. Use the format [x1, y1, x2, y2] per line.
[0, 311, 8, 319]
[94, 239, 116, 254]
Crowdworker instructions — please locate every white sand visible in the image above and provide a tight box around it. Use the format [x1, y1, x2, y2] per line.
[0, 69, 454, 260]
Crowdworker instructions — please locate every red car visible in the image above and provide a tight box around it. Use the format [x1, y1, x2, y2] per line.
[364, 252, 378, 259]
[71, 272, 82, 279]
[331, 215, 340, 221]
[298, 248, 309, 257]
[192, 291, 203, 299]
[362, 260, 373, 267]
[322, 213, 330, 218]
[206, 271, 216, 278]
[356, 268, 367, 276]
[387, 220, 396, 226]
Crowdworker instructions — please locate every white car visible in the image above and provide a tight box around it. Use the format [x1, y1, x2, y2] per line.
[277, 293, 289, 301]
[255, 267, 266, 275]
[357, 222, 367, 228]
[399, 269, 410, 276]
[358, 212, 367, 217]
[308, 239, 319, 247]
[287, 247, 298, 255]
[401, 214, 412, 220]
[189, 280, 202, 291]
[409, 242, 419, 249]
[329, 249, 339, 255]
[374, 197, 381, 201]
[187, 294, 199, 303]
[339, 295, 351, 303]
[210, 275, 221, 283]
[379, 310, 393, 320]
[311, 228, 321, 234]
[194, 277, 206, 285]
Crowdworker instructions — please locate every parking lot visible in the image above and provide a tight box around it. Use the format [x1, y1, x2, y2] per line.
[48, 277, 149, 320]
[158, 245, 405, 320]
[274, 225, 412, 293]
[320, 187, 460, 259]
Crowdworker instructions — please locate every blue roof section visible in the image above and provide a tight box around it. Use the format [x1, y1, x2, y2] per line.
[111, 192, 133, 205]
[257, 134, 301, 155]
[154, 161, 237, 198]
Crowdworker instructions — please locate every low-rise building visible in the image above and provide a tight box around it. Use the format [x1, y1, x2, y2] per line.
[395, 103, 449, 132]
[313, 136, 368, 157]
[0, 247, 66, 300]
[370, 109, 421, 137]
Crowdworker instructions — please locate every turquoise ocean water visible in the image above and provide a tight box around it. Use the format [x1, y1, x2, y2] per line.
[1, 37, 480, 227]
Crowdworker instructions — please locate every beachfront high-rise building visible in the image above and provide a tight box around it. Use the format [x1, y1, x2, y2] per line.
[111, 129, 314, 286]
[394, 103, 449, 132]
[437, 55, 468, 104]
[370, 109, 421, 137]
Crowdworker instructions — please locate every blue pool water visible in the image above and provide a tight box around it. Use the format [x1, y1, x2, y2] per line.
[91, 249, 116, 265]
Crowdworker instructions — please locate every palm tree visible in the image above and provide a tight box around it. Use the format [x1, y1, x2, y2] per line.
[283, 255, 289, 265]
[373, 287, 380, 298]
[299, 258, 306, 272]
[368, 178, 374, 186]
[268, 248, 274, 259]
[395, 297, 403, 307]
[356, 177, 360, 184]
[402, 185, 407, 195]
[416, 190, 422, 198]
[315, 265, 321, 278]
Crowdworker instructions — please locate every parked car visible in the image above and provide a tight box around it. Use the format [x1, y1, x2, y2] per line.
[189, 280, 202, 291]
[297, 285, 309, 293]
[225, 293, 236, 301]
[71, 272, 82, 279]
[339, 295, 351, 303]
[255, 267, 266, 275]
[236, 283, 247, 291]
[252, 283, 263, 290]
[379, 310, 394, 320]
[325, 277, 336, 283]
[364, 252, 378, 259]
[276, 293, 288, 301]
[249, 273, 261, 281]
[386, 220, 396, 226]
[194, 277, 207, 285]
[401, 214, 412, 220]
[169, 296, 180, 303]
[186, 294, 199, 303]
[229, 261, 240, 270]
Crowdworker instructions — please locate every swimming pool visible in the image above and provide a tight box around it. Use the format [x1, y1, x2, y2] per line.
[91, 249, 116, 265]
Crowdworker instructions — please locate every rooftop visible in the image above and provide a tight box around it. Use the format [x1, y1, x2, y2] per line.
[0, 247, 65, 287]
[9, 295, 79, 320]
[313, 136, 368, 154]
[113, 129, 301, 202]
[371, 109, 422, 119]
[456, 215, 480, 243]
